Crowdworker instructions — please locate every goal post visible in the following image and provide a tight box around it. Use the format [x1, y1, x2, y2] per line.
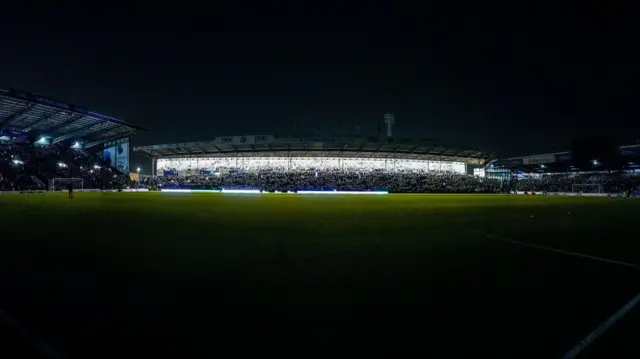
[50, 178, 84, 191]
[572, 184, 602, 194]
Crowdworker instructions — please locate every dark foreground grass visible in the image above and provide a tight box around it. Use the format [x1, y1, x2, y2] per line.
[1, 192, 639, 358]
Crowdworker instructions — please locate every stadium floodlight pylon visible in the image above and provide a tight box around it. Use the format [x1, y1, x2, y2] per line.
[572, 184, 603, 194]
[50, 178, 84, 191]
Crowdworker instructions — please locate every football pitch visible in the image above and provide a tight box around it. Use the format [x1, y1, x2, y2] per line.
[1, 192, 640, 358]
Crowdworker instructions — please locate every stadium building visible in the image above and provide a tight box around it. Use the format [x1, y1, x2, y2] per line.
[134, 135, 492, 177]
[133, 113, 493, 177]
[485, 144, 640, 181]
[0, 88, 143, 173]
[1, 88, 145, 191]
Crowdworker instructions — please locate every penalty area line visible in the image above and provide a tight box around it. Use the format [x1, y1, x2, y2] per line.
[469, 229, 640, 271]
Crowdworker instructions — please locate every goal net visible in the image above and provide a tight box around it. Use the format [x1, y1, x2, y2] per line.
[572, 184, 602, 194]
[50, 178, 84, 191]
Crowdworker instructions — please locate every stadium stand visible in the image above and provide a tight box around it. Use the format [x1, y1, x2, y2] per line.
[133, 135, 502, 192]
[140, 171, 502, 193]
[488, 144, 640, 174]
[0, 88, 143, 191]
[485, 144, 640, 195]
[134, 135, 491, 173]
[134, 137, 640, 195]
[2, 88, 639, 196]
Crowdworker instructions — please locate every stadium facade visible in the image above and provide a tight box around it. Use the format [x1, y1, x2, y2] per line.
[134, 134, 493, 177]
[0, 88, 143, 174]
[485, 144, 640, 180]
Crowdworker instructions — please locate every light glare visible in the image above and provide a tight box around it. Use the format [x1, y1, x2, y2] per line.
[160, 189, 388, 195]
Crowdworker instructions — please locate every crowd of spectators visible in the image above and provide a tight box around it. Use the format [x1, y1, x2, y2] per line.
[1, 143, 129, 191]
[142, 168, 640, 194]
[141, 171, 502, 193]
[512, 171, 640, 194]
[156, 157, 467, 175]
[0, 144, 38, 191]
[3, 142, 640, 194]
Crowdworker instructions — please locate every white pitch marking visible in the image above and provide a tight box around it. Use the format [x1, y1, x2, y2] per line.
[561, 291, 640, 359]
[0, 309, 67, 359]
[470, 229, 640, 358]
[469, 229, 640, 270]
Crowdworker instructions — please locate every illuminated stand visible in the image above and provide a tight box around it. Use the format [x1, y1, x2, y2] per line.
[135, 114, 490, 179]
[155, 157, 467, 174]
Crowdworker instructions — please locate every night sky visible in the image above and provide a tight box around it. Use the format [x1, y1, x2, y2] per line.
[1, 3, 636, 161]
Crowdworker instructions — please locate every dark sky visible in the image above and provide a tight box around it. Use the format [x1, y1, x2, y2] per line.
[1, 3, 637, 159]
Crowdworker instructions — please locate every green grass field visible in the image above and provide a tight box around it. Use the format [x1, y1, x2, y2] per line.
[1, 192, 640, 358]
